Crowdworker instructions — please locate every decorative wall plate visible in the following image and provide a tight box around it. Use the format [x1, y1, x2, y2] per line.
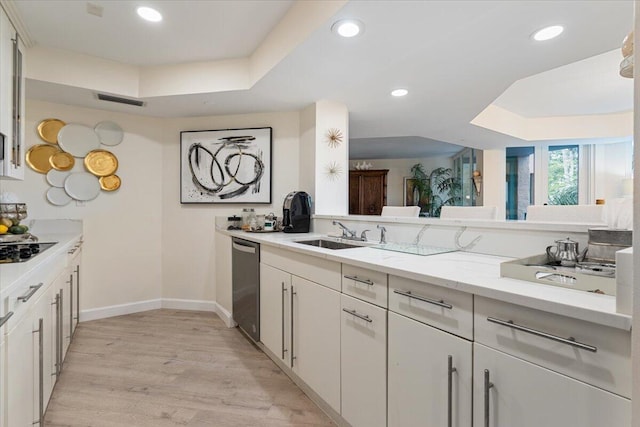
[64, 172, 101, 201]
[99, 174, 121, 191]
[46, 187, 72, 206]
[26, 144, 62, 174]
[95, 121, 124, 146]
[46, 169, 70, 188]
[84, 149, 118, 177]
[49, 151, 75, 171]
[37, 118, 66, 144]
[58, 124, 100, 157]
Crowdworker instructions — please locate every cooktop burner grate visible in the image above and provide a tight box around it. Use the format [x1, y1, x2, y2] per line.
[0, 242, 57, 264]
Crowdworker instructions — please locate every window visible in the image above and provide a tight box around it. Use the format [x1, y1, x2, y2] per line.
[547, 145, 578, 205]
[505, 147, 534, 220]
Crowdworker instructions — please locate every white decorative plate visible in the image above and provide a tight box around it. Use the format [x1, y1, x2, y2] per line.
[94, 121, 124, 146]
[58, 124, 100, 158]
[46, 169, 70, 188]
[64, 172, 101, 201]
[46, 187, 72, 206]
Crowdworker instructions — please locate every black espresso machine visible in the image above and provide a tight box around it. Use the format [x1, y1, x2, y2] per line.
[282, 191, 311, 233]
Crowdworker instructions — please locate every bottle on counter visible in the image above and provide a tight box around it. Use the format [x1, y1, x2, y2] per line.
[241, 208, 256, 231]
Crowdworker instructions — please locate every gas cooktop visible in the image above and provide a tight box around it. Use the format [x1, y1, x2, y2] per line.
[0, 242, 57, 264]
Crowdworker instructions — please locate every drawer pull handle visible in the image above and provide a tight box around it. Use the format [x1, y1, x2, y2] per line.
[487, 317, 597, 353]
[342, 308, 373, 323]
[343, 275, 374, 286]
[393, 289, 453, 309]
[0, 311, 13, 327]
[17, 283, 43, 302]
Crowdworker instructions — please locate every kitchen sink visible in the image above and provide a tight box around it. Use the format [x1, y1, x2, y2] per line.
[295, 239, 362, 250]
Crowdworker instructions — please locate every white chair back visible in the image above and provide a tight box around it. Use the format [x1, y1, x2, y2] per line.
[526, 205, 605, 223]
[381, 206, 421, 217]
[440, 206, 498, 220]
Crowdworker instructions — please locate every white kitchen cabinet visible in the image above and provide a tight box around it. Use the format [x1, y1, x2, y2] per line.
[259, 263, 291, 365]
[388, 311, 472, 427]
[6, 306, 35, 426]
[31, 285, 55, 412]
[340, 294, 387, 427]
[473, 343, 630, 427]
[0, 335, 5, 427]
[0, 5, 25, 180]
[291, 275, 341, 412]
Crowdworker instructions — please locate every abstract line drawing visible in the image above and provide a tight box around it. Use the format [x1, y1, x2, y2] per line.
[325, 128, 343, 148]
[180, 127, 272, 204]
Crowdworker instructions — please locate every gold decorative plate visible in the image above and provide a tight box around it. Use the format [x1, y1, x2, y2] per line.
[84, 149, 118, 177]
[49, 151, 75, 171]
[37, 118, 66, 144]
[26, 144, 62, 174]
[99, 174, 121, 191]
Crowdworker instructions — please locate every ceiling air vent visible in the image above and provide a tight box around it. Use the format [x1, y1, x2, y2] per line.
[96, 93, 145, 107]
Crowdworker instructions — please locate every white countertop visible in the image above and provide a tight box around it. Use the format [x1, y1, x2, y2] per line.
[0, 231, 83, 297]
[220, 228, 631, 331]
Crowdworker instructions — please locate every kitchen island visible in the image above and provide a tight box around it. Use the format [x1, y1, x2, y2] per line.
[217, 224, 631, 427]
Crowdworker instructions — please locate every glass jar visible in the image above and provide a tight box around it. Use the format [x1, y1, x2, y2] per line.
[241, 208, 255, 231]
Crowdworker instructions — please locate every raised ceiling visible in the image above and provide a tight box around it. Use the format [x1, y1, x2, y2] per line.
[4, 0, 634, 153]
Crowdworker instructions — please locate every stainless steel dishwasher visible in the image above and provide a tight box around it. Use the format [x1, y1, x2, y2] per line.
[232, 237, 260, 341]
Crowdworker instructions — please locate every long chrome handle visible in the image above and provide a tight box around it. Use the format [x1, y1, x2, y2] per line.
[69, 274, 74, 339]
[75, 265, 80, 326]
[33, 318, 43, 426]
[447, 355, 457, 427]
[393, 289, 453, 309]
[487, 317, 597, 353]
[59, 289, 64, 372]
[0, 311, 13, 327]
[290, 285, 296, 368]
[484, 369, 493, 427]
[17, 283, 43, 302]
[342, 308, 373, 323]
[52, 293, 60, 377]
[343, 275, 374, 286]
[232, 242, 256, 254]
[281, 282, 287, 360]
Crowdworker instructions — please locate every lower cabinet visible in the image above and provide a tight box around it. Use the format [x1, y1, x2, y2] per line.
[0, 335, 5, 427]
[388, 311, 472, 427]
[259, 263, 291, 366]
[6, 306, 36, 426]
[473, 343, 631, 427]
[291, 275, 341, 412]
[341, 294, 387, 427]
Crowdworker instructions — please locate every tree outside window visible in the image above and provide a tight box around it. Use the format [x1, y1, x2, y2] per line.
[547, 145, 579, 205]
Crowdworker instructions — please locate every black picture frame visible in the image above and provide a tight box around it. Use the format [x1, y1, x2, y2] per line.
[180, 127, 272, 204]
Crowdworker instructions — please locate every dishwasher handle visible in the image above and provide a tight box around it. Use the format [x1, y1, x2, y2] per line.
[232, 241, 257, 254]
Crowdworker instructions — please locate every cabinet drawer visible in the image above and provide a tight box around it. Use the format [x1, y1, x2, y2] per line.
[341, 264, 388, 308]
[388, 275, 473, 340]
[474, 296, 631, 398]
[341, 294, 387, 427]
[262, 246, 341, 291]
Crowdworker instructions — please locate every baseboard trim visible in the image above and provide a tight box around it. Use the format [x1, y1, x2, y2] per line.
[80, 298, 236, 327]
[80, 299, 162, 322]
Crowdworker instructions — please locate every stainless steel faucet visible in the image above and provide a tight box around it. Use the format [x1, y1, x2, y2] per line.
[333, 221, 357, 239]
[377, 225, 387, 244]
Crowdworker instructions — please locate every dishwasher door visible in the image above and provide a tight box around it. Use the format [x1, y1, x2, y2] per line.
[232, 237, 260, 341]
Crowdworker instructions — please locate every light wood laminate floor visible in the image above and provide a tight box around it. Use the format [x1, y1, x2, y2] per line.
[44, 309, 335, 427]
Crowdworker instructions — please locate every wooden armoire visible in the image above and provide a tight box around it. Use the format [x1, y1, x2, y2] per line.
[349, 169, 388, 215]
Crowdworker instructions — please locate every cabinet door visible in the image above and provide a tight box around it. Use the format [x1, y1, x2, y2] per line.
[0, 337, 5, 427]
[349, 172, 361, 214]
[6, 310, 35, 426]
[61, 272, 72, 358]
[388, 312, 472, 427]
[473, 343, 631, 427]
[291, 276, 341, 412]
[341, 295, 387, 427]
[31, 286, 55, 409]
[0, 9, 12, 141]
[259, 263, 291, 365]
[361, 173, 386, 215]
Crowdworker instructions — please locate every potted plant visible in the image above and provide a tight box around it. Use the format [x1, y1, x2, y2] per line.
[410, 164, 461, 217]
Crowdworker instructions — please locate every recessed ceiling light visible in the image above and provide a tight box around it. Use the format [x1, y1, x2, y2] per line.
[331, 19, 363, 38]
[137, 6, 162, 22]
[532, 25, 564, 41]
[391, 89, 408, 97]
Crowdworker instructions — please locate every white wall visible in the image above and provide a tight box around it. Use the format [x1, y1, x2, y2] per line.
[0, 100, 165, 311]
[162, 111, 301, 312]
[0, 100, 302, 316]
[349, 157, 454, 206]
